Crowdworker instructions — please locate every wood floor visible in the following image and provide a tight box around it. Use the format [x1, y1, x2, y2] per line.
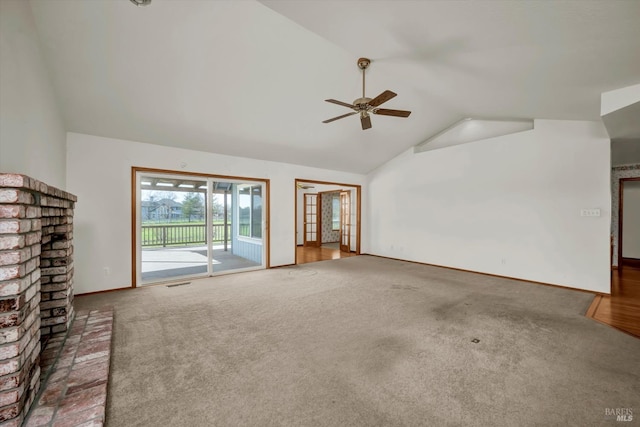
[296, 245, 357, 265]
[586, 265, 640, 338]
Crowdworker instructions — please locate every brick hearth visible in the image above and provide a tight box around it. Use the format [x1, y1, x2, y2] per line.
[0, 174, 77, 427]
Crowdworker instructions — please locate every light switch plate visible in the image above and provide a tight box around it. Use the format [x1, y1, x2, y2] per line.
[580, 209, 601, 217]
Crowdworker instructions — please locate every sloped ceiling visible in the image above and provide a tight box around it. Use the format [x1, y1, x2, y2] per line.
[29, 0, 640, 174]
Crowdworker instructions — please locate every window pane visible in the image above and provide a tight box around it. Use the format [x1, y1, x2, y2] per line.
[139, 175, 208, 284]
[251, 186, 262, 238]
[238, 186, 251, 237]
[332, 196, 340, 230]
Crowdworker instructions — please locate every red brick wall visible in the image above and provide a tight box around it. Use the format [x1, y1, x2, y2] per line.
[0, 174, 76, 426]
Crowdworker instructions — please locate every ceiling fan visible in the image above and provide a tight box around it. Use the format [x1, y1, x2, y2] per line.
[323, 58, 411, 130]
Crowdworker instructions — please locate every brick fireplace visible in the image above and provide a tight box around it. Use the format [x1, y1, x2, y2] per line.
[0, 174, 76, 427]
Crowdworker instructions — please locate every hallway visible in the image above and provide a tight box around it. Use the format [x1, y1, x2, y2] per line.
[587, 265, 640, 338]
[296, 245, 357, 265]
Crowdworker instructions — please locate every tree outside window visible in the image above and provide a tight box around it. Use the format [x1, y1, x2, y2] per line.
[182, 192, 204, 222]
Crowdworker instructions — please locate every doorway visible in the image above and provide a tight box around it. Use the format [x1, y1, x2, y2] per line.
[295, 179, 361, 265]
[132, 168, 269, 286]
[619, 177, 640, 268]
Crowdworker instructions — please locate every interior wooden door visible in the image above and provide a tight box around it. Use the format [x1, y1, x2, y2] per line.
[303, 193, 319, 247]
[340, 191, 351, 252]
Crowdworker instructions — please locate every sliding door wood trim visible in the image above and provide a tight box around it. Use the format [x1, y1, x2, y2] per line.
[130, 167, 137, 288]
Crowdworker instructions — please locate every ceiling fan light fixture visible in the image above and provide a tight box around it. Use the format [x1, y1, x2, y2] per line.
[130, 0, 152, 6]
[322, 57, 411, 130]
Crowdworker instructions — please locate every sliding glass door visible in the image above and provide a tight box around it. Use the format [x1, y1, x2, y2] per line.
[135, 171, 267, 285]
[210, 181, 263, 274]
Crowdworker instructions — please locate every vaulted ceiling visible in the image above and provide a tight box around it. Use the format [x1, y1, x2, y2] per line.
[29, 0, 640, 174]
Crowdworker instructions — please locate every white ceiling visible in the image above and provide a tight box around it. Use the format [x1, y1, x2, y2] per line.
[29, 0, 640, 174]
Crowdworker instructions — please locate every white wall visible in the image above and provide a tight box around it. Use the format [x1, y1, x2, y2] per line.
[601, 83, 640, 116]
[66, 132, 365, 294]
[622, 181, 640, 259]
[611, 140, 640, 166]
[0, 0, 66, 188]
[366, 120, 611, 293]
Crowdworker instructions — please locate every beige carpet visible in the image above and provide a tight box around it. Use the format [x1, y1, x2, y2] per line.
[75, 256, 640, 427]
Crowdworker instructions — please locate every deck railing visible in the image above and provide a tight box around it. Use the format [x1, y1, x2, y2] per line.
[141, 224, 232, 247]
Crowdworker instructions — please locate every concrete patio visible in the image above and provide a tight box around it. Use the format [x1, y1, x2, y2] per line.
[141, 245, 261, 283]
